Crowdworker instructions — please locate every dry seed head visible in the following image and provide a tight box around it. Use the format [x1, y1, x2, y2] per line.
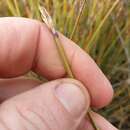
[39, 6, 56, 34]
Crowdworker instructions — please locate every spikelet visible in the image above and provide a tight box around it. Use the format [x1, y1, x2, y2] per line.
[39, 6, 56, 34]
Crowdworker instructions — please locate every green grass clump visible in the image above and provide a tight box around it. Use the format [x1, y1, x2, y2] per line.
[0, 0, 130, 129]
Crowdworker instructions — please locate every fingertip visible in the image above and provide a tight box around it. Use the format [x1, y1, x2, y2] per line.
[92, 82, 114, 108]
[70, 49, 114, 108]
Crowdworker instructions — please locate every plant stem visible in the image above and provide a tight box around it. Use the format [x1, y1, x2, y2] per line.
[13, 0, 21, 16]
[39, 6, 99, 130]
[86, 0, 120, 52]
[53, 32, 74, 78]
[87, 110, 100, 130]
[7, 0, 16, 16]
[53, 31, 99, 130]
[70, 0, 86, 40]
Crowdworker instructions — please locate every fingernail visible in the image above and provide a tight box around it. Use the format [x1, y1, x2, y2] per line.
[55, 83, 87, 118]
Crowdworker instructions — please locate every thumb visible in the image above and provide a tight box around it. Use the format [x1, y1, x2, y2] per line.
[0, 79, 90, 130]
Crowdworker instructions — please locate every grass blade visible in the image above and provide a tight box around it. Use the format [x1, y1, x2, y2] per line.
[86, 0, 120, 52]
[70, 0, 86, 40]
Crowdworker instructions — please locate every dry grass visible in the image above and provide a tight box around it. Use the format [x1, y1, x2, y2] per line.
[0, 0, 130, 129]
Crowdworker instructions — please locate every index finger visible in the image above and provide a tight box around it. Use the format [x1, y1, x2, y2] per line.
[0, 17, 113, 108]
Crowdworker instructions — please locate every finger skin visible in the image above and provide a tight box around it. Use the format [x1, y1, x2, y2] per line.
[0, 78, 41, 102]
[78, 112, 118, 130]
[0, 17, 113, 107]
[0, 79, 90, 130]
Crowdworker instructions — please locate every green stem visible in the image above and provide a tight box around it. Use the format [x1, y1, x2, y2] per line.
[52, 31, 99, 130]
[54, 32, 74, 78]
[86, 0, 120, 52]
[88, 110, 100, 130]
[39, 6, 99, 130]
[70, 0, 86, 40]
[13, 0, 21, 16]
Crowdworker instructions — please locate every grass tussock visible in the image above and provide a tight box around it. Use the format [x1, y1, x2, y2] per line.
[0, 0, 130, 129]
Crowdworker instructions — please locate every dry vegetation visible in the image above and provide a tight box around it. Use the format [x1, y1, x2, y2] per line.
[0, 0, 130, 129]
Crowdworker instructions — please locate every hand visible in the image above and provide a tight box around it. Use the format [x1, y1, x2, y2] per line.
[0, 17, 117, 130]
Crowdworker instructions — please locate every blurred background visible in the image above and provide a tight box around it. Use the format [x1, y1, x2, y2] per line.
[0, 0, 130, 129]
